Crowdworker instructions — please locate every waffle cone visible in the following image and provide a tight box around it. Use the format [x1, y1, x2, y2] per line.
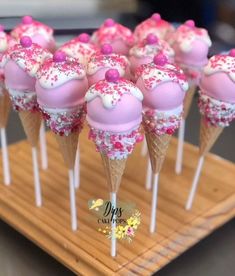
[145, 132, 171, 174]
[199, 117, 223, 156]
[183, 85, 197, 119]
[100, 154, 127, 193]
[55, 132, 78, 169]
[19, 111, 41, 147]
[0, 89, 11, 128]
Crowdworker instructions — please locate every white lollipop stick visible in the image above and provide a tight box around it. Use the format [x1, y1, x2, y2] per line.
[175, 119, 185, 174]
[39, 122, 48, 170]
[32, 147, 42, 207]
[150, 173, 159, 233]
[0, 128, 10, 185]
[141, 136, 148, 156]
[185, 156, 205, 210]
[145, 158, 152, 190]
[74, 144, 80, 189]
[110, 192, 117, 257]
[68, 169, 77, 231]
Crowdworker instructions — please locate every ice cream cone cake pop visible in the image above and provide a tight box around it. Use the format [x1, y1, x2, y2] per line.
[134, 13, 175, 42]
[85, 68, 143, 257]
[129, 33, 175, 82]
[0, 25, 16, 185]
[87, 43, 130, 86]
[186, 50, 235, 210]
[11, 16, 55, 52]
[136, 53, 188, 232]
[91, 18, 134, 55]
[170, 19, 212, 174]
[36, 50, 88, 230]
[1, 36, 51, 206]
[60, 33, 99, 67]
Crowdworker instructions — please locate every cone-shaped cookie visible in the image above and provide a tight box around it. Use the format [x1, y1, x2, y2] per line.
[101, 154, 127, 193]
[55, 132, 78, 169]
[183, 85, 196, 119]
[19, 111, 41, 147]
[145, 132, 171, 173]
[0, 89, 11, 128]
[199, 117, 223, 156]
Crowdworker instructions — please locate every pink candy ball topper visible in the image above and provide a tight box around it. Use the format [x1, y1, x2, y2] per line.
[151, 13, 161, 22]
[20, 36, 32, 48]
[146, 33, 159, 45]
[78, 33, 90, 43]
[105, 69, 120, 82]
[153, 53, 168, 66]
[104, 18, 115, 27]
[22, 15, 33, 24]
[185, 19, 195, 28]
[101, 44, 113, 55]
[53, 51, 66, 62]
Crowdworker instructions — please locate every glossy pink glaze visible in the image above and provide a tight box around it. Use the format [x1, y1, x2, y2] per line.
[129, 56, 152, 76]
[4, 60, 35, 91]
[87, 94, 142, 132]
[136, 77, 185, 110]
[31, 34, 56, 52]
[200, 73, 235, 103]
[36, 78, 88, 109]
[109, 39, 130, 55]
[174, 39, 209, 67]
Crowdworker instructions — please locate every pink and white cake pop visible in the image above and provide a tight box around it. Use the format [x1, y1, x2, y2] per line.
[86, 69, 143, 159]
[1, 36, 51, 111]
[59, 33, 99, 68]
[36, 51, 88, 135]
[169, 20, 211, 85]
[134, 13, 175, 42]
[87, 44, 130, 86]
[198, 50, 235, 127]
[91, 18, 134, 56]
[11, 16, 56, 52]
[129, 33, 175, 81]
[136, 54, 188, 135]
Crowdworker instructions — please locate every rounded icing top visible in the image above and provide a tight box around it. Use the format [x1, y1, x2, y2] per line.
[91, 19, 134, 47]
[60, 37, 99, 65]
[87, 49, 129, 76]
[1, 40, 51, 77]
[129, 34, 174, 59]
[134, 13, 175, 41]
[203, 52, 235, 81]
[137, 54, 188, 91]
[85, 74, 143, 109]
[11, 16, 54, 44]
[101, 44, 113, 55]
[200, 52, 235, 103]
[37, 53, 86, 89]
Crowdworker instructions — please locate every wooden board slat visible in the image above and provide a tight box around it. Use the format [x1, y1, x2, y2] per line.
[0, 128, 234, 275]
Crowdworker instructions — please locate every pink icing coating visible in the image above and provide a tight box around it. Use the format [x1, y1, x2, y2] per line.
[129, 55, 152, 78]
[200, 73, 235, 103]
[36, 79, 88, 108]
[91, 20, 134, 53]
[4, 60, 35, 91]
[136, 77, 185, 110]
[87, 94, 142, 132]
[229, 49, 235, 57]
[200, 53, 235, 103]
[134, 13, 175, 41]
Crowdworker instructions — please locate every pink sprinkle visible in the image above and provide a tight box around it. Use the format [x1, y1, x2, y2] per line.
[151, 13, 161, 22]
[22, 15, 33, 24]
[166, 128, 174, 135]
[104, 18, 115, 27]
[185, 19, 195, 28]
[105, 69, 120, 82]
[78, 33, 90, 43]
[153, 53, 168, 66]
[101, 44, 113, 55]
[146, 33, 158, 45]
[136, 135, 144, 143]
[20, 36, 32, 48]
[114, 142, 123, 149]
[53, 51, 66, 62]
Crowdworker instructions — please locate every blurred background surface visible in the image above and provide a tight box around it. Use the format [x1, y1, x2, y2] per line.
[0, 0, 235, 275]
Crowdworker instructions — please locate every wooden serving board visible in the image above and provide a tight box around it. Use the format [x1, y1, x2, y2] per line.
[0, 128, 234, 275]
